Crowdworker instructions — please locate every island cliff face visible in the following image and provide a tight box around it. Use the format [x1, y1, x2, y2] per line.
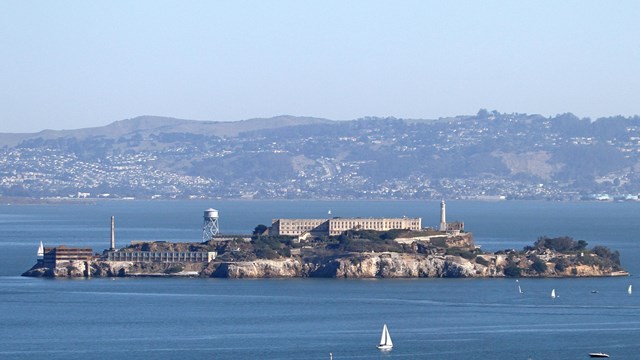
[23, 231, 627, 279]
[23, 243, 626, 279]
[202, 252, 624, 278]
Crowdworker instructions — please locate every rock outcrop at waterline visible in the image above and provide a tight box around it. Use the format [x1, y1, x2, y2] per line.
[22, 251, 627, 279]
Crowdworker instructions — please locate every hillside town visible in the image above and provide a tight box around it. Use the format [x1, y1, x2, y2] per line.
[1, 112, 639, 201]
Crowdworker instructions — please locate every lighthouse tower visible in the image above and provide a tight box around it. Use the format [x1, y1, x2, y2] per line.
[203, 208, 220, 241]
[439, 199, 447, 231]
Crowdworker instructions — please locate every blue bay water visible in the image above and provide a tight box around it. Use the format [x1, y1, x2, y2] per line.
[1, 200, 640, 359]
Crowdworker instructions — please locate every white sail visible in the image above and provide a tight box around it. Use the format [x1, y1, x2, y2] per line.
[377, 324, 393, 350]
[384, 325, 393, 347]
[518, 285, 523, 294]
[628, 285, 633, 295]
[551, 289, 556, 299]
[37, 241, 44, 258]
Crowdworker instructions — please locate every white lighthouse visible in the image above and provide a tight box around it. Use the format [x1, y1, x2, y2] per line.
[439, 199, 447, 231]
[203, 208, 220, 241]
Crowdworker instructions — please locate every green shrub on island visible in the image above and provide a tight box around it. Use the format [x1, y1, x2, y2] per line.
[531, 236, 588, 253]
[575, 246, 622, 271]
[252, 224, 269, 236]
[429, 237, 448, 248]
[592, 246, 620, 265]
[553, 258, 568, 272]
[530, 256, 548, 273]
[327, 230, 405, 253]
[445, 247, 476, 260]
[503, 262, 522, 277]
[251, 235, 294, 259]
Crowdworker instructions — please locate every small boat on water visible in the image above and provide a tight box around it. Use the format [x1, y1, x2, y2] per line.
[515, 280, 524, 294]
[37, 241, 44, 258]
[551, 289, 557, 299]
[628, 284, 632, 295]
[588, 352, 610, 358]
[377, 324, 393, 351]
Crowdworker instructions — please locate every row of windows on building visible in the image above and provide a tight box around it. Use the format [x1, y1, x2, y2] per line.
[107, 251, 217, 263]
[272, 218, 422, 236]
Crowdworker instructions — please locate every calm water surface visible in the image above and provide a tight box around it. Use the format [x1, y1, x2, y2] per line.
[1, 200, 639, 359]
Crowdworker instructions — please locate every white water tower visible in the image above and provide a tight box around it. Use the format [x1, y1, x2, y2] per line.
[203, 208, 220, 241]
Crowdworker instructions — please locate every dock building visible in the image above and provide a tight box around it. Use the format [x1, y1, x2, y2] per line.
[43, 245, 93, 268]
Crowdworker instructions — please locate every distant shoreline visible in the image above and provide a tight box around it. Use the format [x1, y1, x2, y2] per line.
[2, 196, 637, 206]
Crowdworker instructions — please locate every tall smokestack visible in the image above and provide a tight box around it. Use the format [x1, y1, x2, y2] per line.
[110, 216, 115, 251]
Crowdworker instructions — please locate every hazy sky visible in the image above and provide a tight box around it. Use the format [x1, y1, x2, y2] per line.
[1, 1, 639, 132]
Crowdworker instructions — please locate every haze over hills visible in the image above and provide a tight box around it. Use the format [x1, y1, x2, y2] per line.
[0, 115, 332, 147]
[1, 110, 639, 201]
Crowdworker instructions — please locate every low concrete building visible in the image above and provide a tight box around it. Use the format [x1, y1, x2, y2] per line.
[106, 251, 216, 263]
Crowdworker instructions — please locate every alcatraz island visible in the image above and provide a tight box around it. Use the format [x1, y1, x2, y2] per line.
[23, 201, 627, 279]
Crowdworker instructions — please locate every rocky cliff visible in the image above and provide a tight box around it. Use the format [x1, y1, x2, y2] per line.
[22, 251, 627, 279]
[23, 232, 627, 279]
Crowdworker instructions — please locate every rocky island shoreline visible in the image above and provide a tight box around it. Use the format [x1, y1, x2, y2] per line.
[23, 229, 627, 279]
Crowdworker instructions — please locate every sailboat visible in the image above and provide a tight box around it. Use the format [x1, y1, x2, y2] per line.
[37, 241, 44, 258]
[377, 324, 393, 351]
[628, 285, 633, 295]
[551, 289, 556, 299]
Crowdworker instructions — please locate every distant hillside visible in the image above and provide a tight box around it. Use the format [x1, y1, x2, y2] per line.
[0, 115, 333, 147]
[1, 111, 639, 201]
